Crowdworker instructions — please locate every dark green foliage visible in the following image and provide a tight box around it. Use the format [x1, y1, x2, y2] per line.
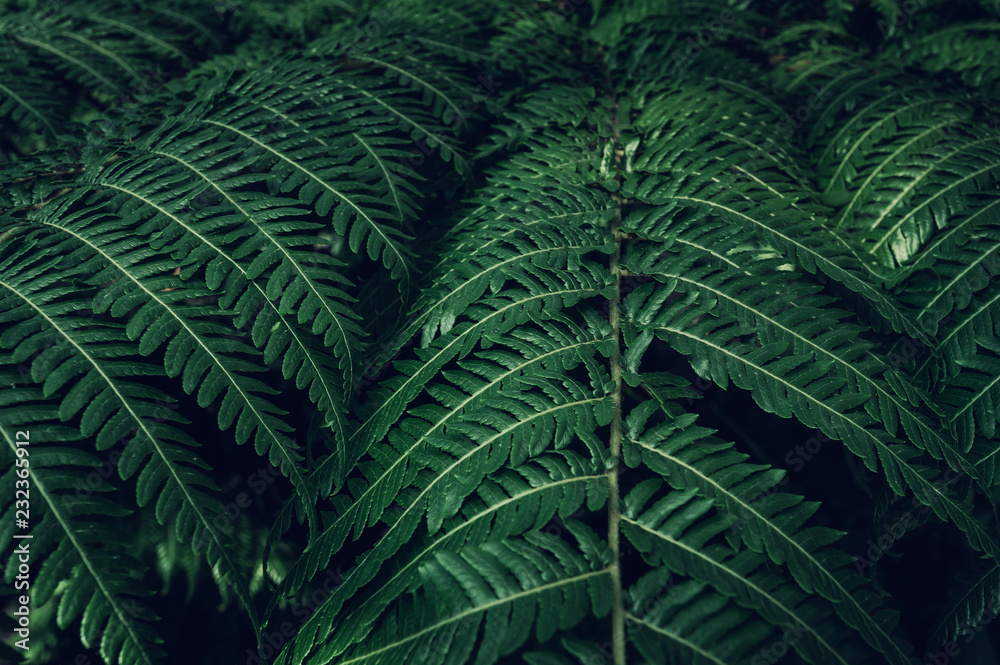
[2, 1, 1000, 664]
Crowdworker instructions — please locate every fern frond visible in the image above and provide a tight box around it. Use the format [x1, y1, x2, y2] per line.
[186, 56, 428, 290]
[114, 120, 366, 458]
[622, 214, 983, 483]
[268, 299, 614, 631]
[279, 453, 608, 664]
[621, 77, 929, 342]
[0, 0, 226, 141]
[4, 2, 1000, 663]
[12, 192, 319, 525]
[0, 378, 165, 665]
[0, 240, 262, 632]
[620, 239, 1000, 563]
[888, 21, 1000, 95]
[926, 560, 1000, 653]
[622, 395, 913, 664]
[303, 528, 611, 665]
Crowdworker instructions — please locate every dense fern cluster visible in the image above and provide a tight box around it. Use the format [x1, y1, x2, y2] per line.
[2, 0, 1000, 664]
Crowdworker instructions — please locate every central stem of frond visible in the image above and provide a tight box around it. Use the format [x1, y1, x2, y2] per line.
[599, 40, 627, 665]
[607, 206, 626, 665]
